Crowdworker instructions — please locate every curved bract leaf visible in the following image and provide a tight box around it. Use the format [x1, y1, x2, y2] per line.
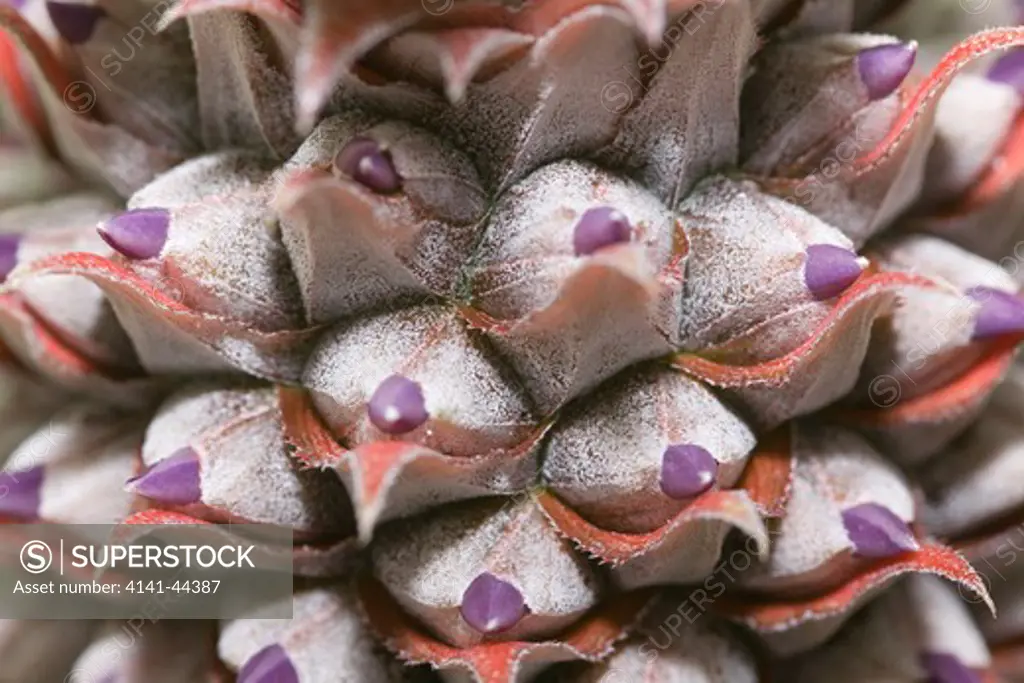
[173, 5, 302, 158]
[371, 496, 603, 648]
[124, 150, 306, 332]
[856, 235, 1020, 399]
[295, 0, 434, 129]
[0, 27, 48, 148]
[276, 115, 487, 324]
[716, 543, 992, 656]
[754, 27, 1024, 246]
[736, 423, 917, 599]
[972, 559, 1024, 654]
[909, 107, 1024, 266]
[160, 0, 301, 65]
[0, 7, 183, 196]
[0, 291, 159, 405]
[219, 584, 407, 683]
[673, 271, 933, 430]
[735, 428, 795, 518]
[740, 33, 910, 180]
[537, 488, 768, 590]
[782, 576, 994, 683]
[445, 5, 642, 191]
[675, 176, 867, 363]
[69, 620, 222, 683]
[118, 507, 359, 578]
[0, 619, 96, 683]
[277, 385, 347, 468]
[919, 363, 1024, 539]
[914, 74, 1021, 208]
[138, 382, 355, 543]
[297, 0, 675, 161]
[335, 426, 547, 543]
[598, 0, 756, 206]
[540, 366, 755, 533]
[543, 603, 759, 683]
[368, 26, 534, 103]
[360, 574, 655, 683]
[0, 146, 78, 209]
[836, 325, 1018, 471]
[466, 159, 683, 414]
[0, 357, 66, 460]
[9, 251, 320, 381]
[0, 404, 142, 524]
[48, 0, 201, 156]
[1, 192, 142, 375]
[303, 304, 538, 457]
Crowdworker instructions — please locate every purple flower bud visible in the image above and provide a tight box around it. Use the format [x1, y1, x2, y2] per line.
[0, 465, 44, 520]
[126, 447, 201, 506]
[920, 651, 981, 683]
[3, 0, 27, 11]
[573, 206, 632, 256]
[842, 503, 919, 559]
[0, 234, 20, 282]
[804, 244, 865, 301]
[46, 1, 106, 45]
[660, 444, 718, 500]
[460, 572, 527, 635]
[987, 50, 1024, 95]
[966, 286, 1024, 340]
[238, 644, 299, 683]
[367, 374, 429, 435]
[333, 137, 402, 194]
[857, 42, 917, 101]
[97, 208, 169, 260]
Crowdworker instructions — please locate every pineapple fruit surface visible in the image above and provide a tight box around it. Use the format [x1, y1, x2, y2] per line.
[1, 0, 1024, 681]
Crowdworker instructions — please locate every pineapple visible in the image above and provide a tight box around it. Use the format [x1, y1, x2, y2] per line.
[0, 0, 1024, 681]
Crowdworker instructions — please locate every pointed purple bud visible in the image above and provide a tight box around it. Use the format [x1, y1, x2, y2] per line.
[0, 234, 20, 282]
[46, 1, 106, 45]
[804, 244, 865, 301]
[987, 50, 1024, 95]
[0, 466, 44, 520]
[367, 374, 429, 435]
[3, 0, 27, 11]
[660, 444, 718, 500]
[857, 42, 916, 100]
[842, 503, 919, 558]
[460, 572, 527, 635]
[126, 447, 201, 506]
[573, 206, 632, 256]
[966, 286, 1024, 340]
[920, 652, 981, 683]
[333, 137, 402, 194]
[238, 644, 299, 683]
[97, 208, 169, 260]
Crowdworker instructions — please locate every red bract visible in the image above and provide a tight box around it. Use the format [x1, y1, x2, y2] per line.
[0, 1, 1023, 682]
